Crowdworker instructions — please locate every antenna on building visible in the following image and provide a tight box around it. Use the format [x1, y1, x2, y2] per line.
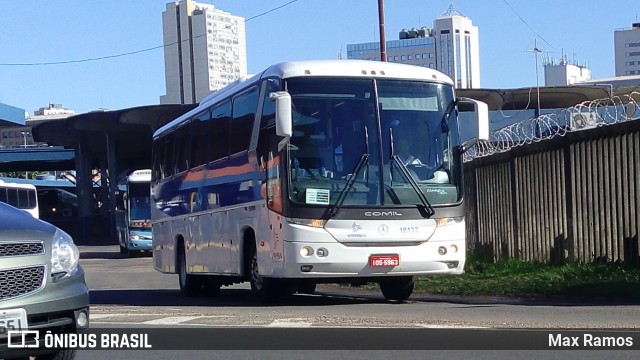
[442, 4, 464, 17]
[337, 47, 343, 59]
[526, 39, 543, 117]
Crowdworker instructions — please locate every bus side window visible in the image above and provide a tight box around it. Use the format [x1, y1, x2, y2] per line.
[152, 140, 163, 181]
[230, 86, 259, 155]
[260, 78, 280, 128]
[174, 124, 191, 174]
[209, 101, 231, 162]
[161, 137, 174, 178]
[191, 110, 210, 168]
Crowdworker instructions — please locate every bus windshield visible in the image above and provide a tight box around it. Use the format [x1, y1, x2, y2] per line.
[285, 77, 461, 209]
[127, 182, 151, 222]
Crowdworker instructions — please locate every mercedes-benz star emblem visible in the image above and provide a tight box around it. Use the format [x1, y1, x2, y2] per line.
[378, 224, 389, 235]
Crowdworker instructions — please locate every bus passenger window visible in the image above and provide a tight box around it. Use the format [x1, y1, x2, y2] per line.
[209, 101, 231, 162]
[230, 87, 259, 155]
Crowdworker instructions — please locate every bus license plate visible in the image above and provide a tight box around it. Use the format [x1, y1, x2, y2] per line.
[369, 254, 400, 267]
[0, 308, 28, 335]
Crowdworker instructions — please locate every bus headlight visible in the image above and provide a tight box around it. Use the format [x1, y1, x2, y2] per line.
[51, 229, 79, 274]
[436, 216, 464, 227]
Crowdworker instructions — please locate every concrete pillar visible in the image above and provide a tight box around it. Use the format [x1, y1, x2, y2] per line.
[75, 140, 94, 244]
[106, 133, 119, 243]
[100, 157, 109, 218]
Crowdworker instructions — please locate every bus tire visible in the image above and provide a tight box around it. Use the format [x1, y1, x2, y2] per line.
[178, 242, 204, 297]
[297, 282, 316, 295]
[203, 276, 222, 297]
[379, 276, 415, 302]
[246, 240, 280, 302]
[119, 244, 129, 256]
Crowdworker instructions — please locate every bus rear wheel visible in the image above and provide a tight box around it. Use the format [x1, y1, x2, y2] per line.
[379, 276, 415, 302]
[178, 243, 204, 297]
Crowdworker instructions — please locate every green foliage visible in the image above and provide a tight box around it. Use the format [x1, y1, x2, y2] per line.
[414, 259, 640, 299]
[0, 171, 50, 179]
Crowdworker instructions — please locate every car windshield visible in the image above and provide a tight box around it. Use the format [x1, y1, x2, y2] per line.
[285, 77, 461, 209]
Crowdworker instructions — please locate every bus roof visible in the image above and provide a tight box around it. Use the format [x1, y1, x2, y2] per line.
[128, 169, 151, 183]
[0, 177, 75, 188]
[154, 60, 453, 138]
[0, 179, 37, 190]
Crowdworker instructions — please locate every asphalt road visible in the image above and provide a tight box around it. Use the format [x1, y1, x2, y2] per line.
[69, 245, 640, 359]
[80, 245, 640, 329]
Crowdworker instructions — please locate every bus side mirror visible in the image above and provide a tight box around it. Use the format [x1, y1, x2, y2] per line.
[270, 91, 292, 137]
[270, 91, 292, 151]
[456, 97, 489, 154]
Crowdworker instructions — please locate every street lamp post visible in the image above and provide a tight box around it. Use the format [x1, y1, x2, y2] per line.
[377, 0, 387, 62]
[20, 130, 30, 147]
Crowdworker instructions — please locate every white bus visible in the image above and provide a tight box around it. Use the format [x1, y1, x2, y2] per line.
[151, 60, 488, 301]
[0, 179, 39, 218]
[116, 169, 153, 256]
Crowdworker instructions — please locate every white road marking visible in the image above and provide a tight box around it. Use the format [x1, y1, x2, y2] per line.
[267, 318, 313, 327]
[417, 324, 489, 329]
[142, 316, 203, 325]
[89, 314, 114, 319]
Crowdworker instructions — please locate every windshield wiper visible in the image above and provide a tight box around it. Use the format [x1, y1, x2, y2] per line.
[329, 126, 370, 217]
[388, 129, 435, 217]
[329, 154, 368, 217]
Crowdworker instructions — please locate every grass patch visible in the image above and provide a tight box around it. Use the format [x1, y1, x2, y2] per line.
[413, 258, 640, 299]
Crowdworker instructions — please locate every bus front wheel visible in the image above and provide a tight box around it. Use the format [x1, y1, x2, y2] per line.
[247, 241, 282, 302]
[379, 276, 415, 302]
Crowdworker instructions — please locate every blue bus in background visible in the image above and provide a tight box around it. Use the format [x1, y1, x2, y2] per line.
[116, 169, 152, 256]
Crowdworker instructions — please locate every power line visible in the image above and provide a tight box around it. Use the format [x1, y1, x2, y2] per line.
[502, 0, 555, 51]
[246, 0, 299, 21]
[0, 0, 300, 67]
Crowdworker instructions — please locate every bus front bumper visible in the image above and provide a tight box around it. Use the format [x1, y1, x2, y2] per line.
[282, 239, 465, 278]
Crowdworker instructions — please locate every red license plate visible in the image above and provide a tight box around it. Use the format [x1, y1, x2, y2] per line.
[369, 254, 400, 267]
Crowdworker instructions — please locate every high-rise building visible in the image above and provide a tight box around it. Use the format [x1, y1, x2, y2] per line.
[160, 0, 247, 105]
[614, 22, 640, 76]
[432, 5, 480, 89]
[346, 5, 480, 89]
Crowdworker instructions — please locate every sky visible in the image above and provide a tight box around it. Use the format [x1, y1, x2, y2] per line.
[0, 0, 638, 115]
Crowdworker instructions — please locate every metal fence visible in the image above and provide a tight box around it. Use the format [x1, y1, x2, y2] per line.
[464, 93, 640, 265]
